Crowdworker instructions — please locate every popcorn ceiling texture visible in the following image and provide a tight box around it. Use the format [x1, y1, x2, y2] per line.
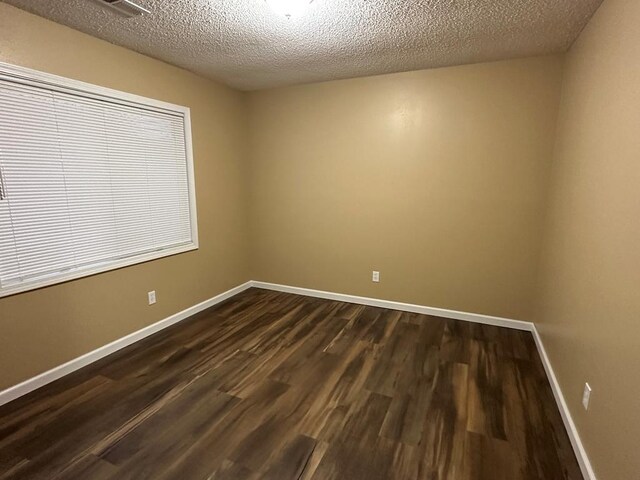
[4, 0, 602, 90]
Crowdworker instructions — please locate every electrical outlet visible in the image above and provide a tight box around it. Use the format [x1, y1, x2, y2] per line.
[372, 271, 380, 283]
[582, 383, 592, 410]
[148, 290, 156, 305]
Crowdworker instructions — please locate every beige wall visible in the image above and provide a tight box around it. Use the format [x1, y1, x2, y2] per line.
[0, 4, 250, 390]
[2, 4, 637, 477]
[247, 56, 563, 321]
[535, 0, 640, 478]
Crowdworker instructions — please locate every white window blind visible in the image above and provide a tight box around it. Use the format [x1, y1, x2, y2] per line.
[0, 63, 197, 297]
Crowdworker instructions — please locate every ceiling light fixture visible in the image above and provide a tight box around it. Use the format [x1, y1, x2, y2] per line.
[265, 0, 314, 18]
[98, 0, 150, 17]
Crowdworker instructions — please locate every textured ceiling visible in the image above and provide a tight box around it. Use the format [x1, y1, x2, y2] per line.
[4, 0, 603, 90]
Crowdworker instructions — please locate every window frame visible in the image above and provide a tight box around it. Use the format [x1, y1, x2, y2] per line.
[0, 61, 198, 298]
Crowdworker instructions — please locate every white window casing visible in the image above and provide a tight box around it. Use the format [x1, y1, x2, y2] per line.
[0, 62, 198, 298]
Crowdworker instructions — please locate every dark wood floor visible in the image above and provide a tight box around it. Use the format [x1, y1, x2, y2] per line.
[0, 288, 582, 480]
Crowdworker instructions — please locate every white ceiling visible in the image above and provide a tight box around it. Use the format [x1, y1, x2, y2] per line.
[5, 0, 603, 91]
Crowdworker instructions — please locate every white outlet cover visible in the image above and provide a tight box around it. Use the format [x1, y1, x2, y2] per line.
[582, 382, 592, 410]
[372, 271, 380, 283]
[148, 290, 156, 305]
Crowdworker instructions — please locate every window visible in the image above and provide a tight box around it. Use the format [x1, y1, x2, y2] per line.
[0, 62, 198, 297]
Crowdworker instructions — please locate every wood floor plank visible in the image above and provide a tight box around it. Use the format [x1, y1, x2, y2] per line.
[440, 319, 472, 364]
[260, 434, 316, 479]
[0, 288, 583, 479]
[418, 361, 469, 480]
[466, 340, 508, 440]
[155, 379, 290, 480]
[96, 381, 239, 467]
[462, 432, 520, 480]
[208, 459, 257, 480]
[50, 454, 117, 480]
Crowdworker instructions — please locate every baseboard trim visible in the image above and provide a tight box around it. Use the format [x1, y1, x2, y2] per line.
[251, 280, 595, 478]
[532, 325, 596, 480]
[0, 278, 595, 480]
[1, 280, 530, 408]
[0, 281, 253, 408]
[250, 281, 534, 331]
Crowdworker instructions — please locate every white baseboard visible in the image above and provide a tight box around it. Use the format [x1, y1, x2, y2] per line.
[2, 280, 530, 408]
[250, 281, 534, 331]
[0, 281, 253, 408]
[0, 278, 595, 480]
[251, 280, 595, 479]
[532, 325, 596, 480]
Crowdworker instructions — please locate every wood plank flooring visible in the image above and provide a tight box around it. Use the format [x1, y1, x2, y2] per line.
[0, 288, 583, 479]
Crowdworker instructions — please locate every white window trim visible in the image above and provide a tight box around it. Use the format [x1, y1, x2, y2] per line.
[0, 61, 198, 298]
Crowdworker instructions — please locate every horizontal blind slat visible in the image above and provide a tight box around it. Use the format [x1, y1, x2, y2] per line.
[0, 75, 194, 291]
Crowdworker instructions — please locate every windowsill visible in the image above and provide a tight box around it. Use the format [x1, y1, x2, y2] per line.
[0, 242, 198, 298]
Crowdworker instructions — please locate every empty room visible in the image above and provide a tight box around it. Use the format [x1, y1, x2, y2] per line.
[0, 0, 637, 478]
